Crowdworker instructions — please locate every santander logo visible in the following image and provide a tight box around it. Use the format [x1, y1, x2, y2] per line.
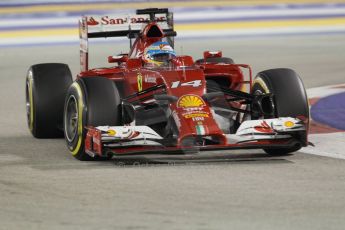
[87, 16, 128, 26]
[87, 17, 99, 26]
[86, 16, 166, 27]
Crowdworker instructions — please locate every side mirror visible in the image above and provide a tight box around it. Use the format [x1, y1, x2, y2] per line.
[203, 51, 222, 59]
[108, 55, 128, 63]
[175, 55, 194, 67]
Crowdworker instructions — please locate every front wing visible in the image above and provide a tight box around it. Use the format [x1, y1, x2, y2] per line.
[84, 117, 306, 157]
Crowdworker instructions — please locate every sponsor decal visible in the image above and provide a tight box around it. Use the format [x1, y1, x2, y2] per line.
[131, 16, 165, 23]
[121, 128, 140, 139]
[86, 16, 166, 26]
[171, 80, 202, 88]
[284, 120, 295, 128]
[182, 110, 209, 121]
[137, 72, 143, 92]
[182, 111, 209, 119]
[87, 16, 126, 26]
[195, 125, 206, 135]
[144, 76, 156, 84]
[177, 95, 205, 108]
[107, 129, 116, 136]
[87, 17, 99, 26]
[101, 16, 127, 25]
[254, 121, 274, 133]
[192, 117, 205, 121]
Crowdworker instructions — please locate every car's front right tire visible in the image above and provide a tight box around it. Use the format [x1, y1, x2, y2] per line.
[252, 68, 309, 155]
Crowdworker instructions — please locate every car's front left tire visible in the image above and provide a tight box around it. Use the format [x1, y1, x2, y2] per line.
[64, 77, 121, 160]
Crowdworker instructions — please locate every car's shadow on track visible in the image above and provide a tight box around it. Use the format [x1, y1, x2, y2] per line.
[110, 151, 293, 167]
[1, 136, 293, 171]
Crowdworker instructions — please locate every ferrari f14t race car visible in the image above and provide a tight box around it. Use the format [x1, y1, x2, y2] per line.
[26, 8, 310, 160]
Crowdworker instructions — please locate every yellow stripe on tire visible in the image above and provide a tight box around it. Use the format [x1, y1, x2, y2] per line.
[28, 71, 34, 131]
[70, 82, 84, 156]
[253, 77, 270, 93]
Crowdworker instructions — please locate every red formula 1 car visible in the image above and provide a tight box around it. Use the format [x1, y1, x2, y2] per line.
[26, 8, 310, 160]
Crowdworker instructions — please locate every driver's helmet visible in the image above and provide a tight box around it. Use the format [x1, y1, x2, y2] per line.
[143, 41, 176, 67]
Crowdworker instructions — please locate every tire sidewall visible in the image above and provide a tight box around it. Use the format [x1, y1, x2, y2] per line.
[63, 77, 122, 160]
[252, 68, 309, 153]
[64, 81, 87, 159]
[26, 68, 35, 134]
[26, 63, 72, 138]
[252, 69, 309, 120]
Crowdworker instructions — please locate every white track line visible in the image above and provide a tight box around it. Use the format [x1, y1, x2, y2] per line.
[302, 133, 345, 159]
[302, 86, 345, 159]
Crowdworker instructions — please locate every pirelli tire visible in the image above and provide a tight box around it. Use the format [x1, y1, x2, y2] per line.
[26, 63, 73, 138]
[63, 77, 121, 161]
[252, 68, 309, 155]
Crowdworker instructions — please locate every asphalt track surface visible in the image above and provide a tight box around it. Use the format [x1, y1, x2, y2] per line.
[1, 34, 345, 230]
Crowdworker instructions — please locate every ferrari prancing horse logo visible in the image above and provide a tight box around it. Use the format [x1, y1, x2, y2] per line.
[137, 72, 143, 92]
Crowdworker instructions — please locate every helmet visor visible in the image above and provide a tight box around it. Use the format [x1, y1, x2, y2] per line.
[152, 53, 175, 62]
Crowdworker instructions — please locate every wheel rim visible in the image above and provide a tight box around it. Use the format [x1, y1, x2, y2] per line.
[253, 88, 275, 119]
[65, 95, 79, 142]
[26, 73, 34, 131]
[26, 80, 31, 128]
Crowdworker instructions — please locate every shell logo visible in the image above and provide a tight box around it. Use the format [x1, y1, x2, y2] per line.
[177, 95, 205, 108]
[284, 120, 295, 128]
[107, 129, 116, 136]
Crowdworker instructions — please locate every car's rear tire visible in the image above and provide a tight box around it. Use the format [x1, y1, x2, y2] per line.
[26, 63, 73, 138]
[64, 77, 121, 161]
[196, 57, 234, 64]
[252, 68, 309, 155]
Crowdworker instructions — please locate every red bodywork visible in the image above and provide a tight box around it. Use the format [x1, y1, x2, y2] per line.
[78, 17, 307, 156]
